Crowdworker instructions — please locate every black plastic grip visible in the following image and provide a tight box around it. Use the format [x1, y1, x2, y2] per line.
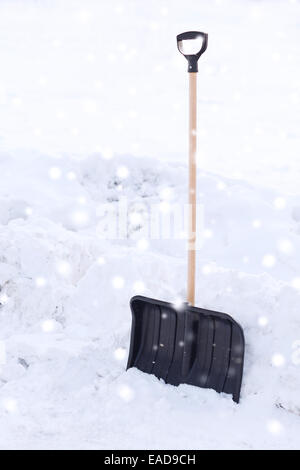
[177, 31, 208, 72]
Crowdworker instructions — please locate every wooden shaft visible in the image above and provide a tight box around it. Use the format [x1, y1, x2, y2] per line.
[187, 72, 197, 305]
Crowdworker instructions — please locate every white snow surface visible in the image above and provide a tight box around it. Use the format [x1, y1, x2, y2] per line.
[0, 0, 300, 450]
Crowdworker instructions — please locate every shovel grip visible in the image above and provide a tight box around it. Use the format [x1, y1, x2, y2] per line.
[177, 31, 208, 73]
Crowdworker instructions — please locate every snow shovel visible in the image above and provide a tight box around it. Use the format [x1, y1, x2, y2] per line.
[127, 32, 245, 403]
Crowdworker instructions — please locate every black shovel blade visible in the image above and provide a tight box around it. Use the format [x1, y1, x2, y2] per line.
[127, 296, 245, 403]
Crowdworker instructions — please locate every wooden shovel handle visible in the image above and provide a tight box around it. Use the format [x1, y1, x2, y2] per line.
[187, 72, 197, 306]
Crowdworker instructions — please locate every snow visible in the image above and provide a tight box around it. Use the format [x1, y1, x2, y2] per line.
[0, 0, 300, 450]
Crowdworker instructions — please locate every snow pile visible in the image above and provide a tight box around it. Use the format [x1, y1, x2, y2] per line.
[0, 150, 300, 450]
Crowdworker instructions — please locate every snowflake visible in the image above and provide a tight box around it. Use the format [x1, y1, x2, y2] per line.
[77, 9, 92, 24]
[102, 148, 114, 160]
[129, 212, 143, 226]
[2, 398, 17, 413]
[97, 256, 105, 266]
[86, 52, 96, 63]
[159, 201, 170, 214]
[112, 276, 124, 289]
[82, 99, 97, 113]
[0, 294, 9, 305]
[258, 316, 269, 327]
[42, 320, 56, 333]
[267, 420, 283, 435]
[49, 167, 62, 180]
[252, 219, 262, 229]
[202, 264, 213, 275]
[117, 166, 129, 179]
[291, 278, 300, 290]
[274, 197, 286, 210]
[56, 260, 72, 277]
[137, 239, 149, 251]
[277, 239, 293, 255]
[77, 196, 87, 205]
[52, 39, 61, 48]
[66, 171, 77, 181]
[271, 354, 285, 367]
[203, 229, 213, 239]
[35, 277, 47, 288]
[71, 210, 89, 226]
[114, 348, 127, 361]
[217, 181, 226, 191]
[25, 207, 33, 216]
[160, 187, 173, 201]
[11, 97, 22, 107]
[71, 128, 79, 136]
[118, 384, 135, 403]
[0, 341, 6, 365]
[172, 298, 184, 311]
[262, 254, 276, 268]
[56, 110, 66, 120]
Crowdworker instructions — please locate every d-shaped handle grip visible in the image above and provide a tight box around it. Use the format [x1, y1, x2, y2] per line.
[177, 31, 208, 72]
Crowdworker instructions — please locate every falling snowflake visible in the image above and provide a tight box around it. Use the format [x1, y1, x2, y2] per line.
[262, 254, 276, 268]
[114, 348, 127, 361]
[118, 384, 135, 403]
[86, 52, 96, 63]
[52, 39, 61, 48]
[77, 196, 87, 205]
[71, 210, 89, 226]
[173, 298, 184, 311]
[41, 319, 56, 333]
[112, 276, 124, 289]
[202, 264, 213, 275]
[217, 182, 226, 191]
[267, 420, 283, 435]
[56, 260, 72, 278]
[271, 354, 285, 367]
[117, 166, 129, 179]
[49, 167, 62, 180]
[277, 239, 293, 255]
[252, 219, 262, 229]
[291, 278, 300, 291]
[66, 171, 77, 181]
[129, 212, 143, 226]
[114, 5, 124, 14]
[3, 398, 18, 413]
[102, 148, 114, 160]
[203, 229, 213, 239]
[160, 187, 173, 201]
[159, 201, 170, 214]
[56, 110, 66, 120]
[82, 99, 97, 113]
[274, 197, 286, 210]
[0, 294, 9, 305]
[25, 207, 33, 216]
[76, 9, 92, 24]
[97, 256, 105, 266]
[0, 341, 6, 365]
[35, 277, 47, 288]
[11, 97, 22, 107]
[258, 316, 269, 327]
[137, 239, 149, 251]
